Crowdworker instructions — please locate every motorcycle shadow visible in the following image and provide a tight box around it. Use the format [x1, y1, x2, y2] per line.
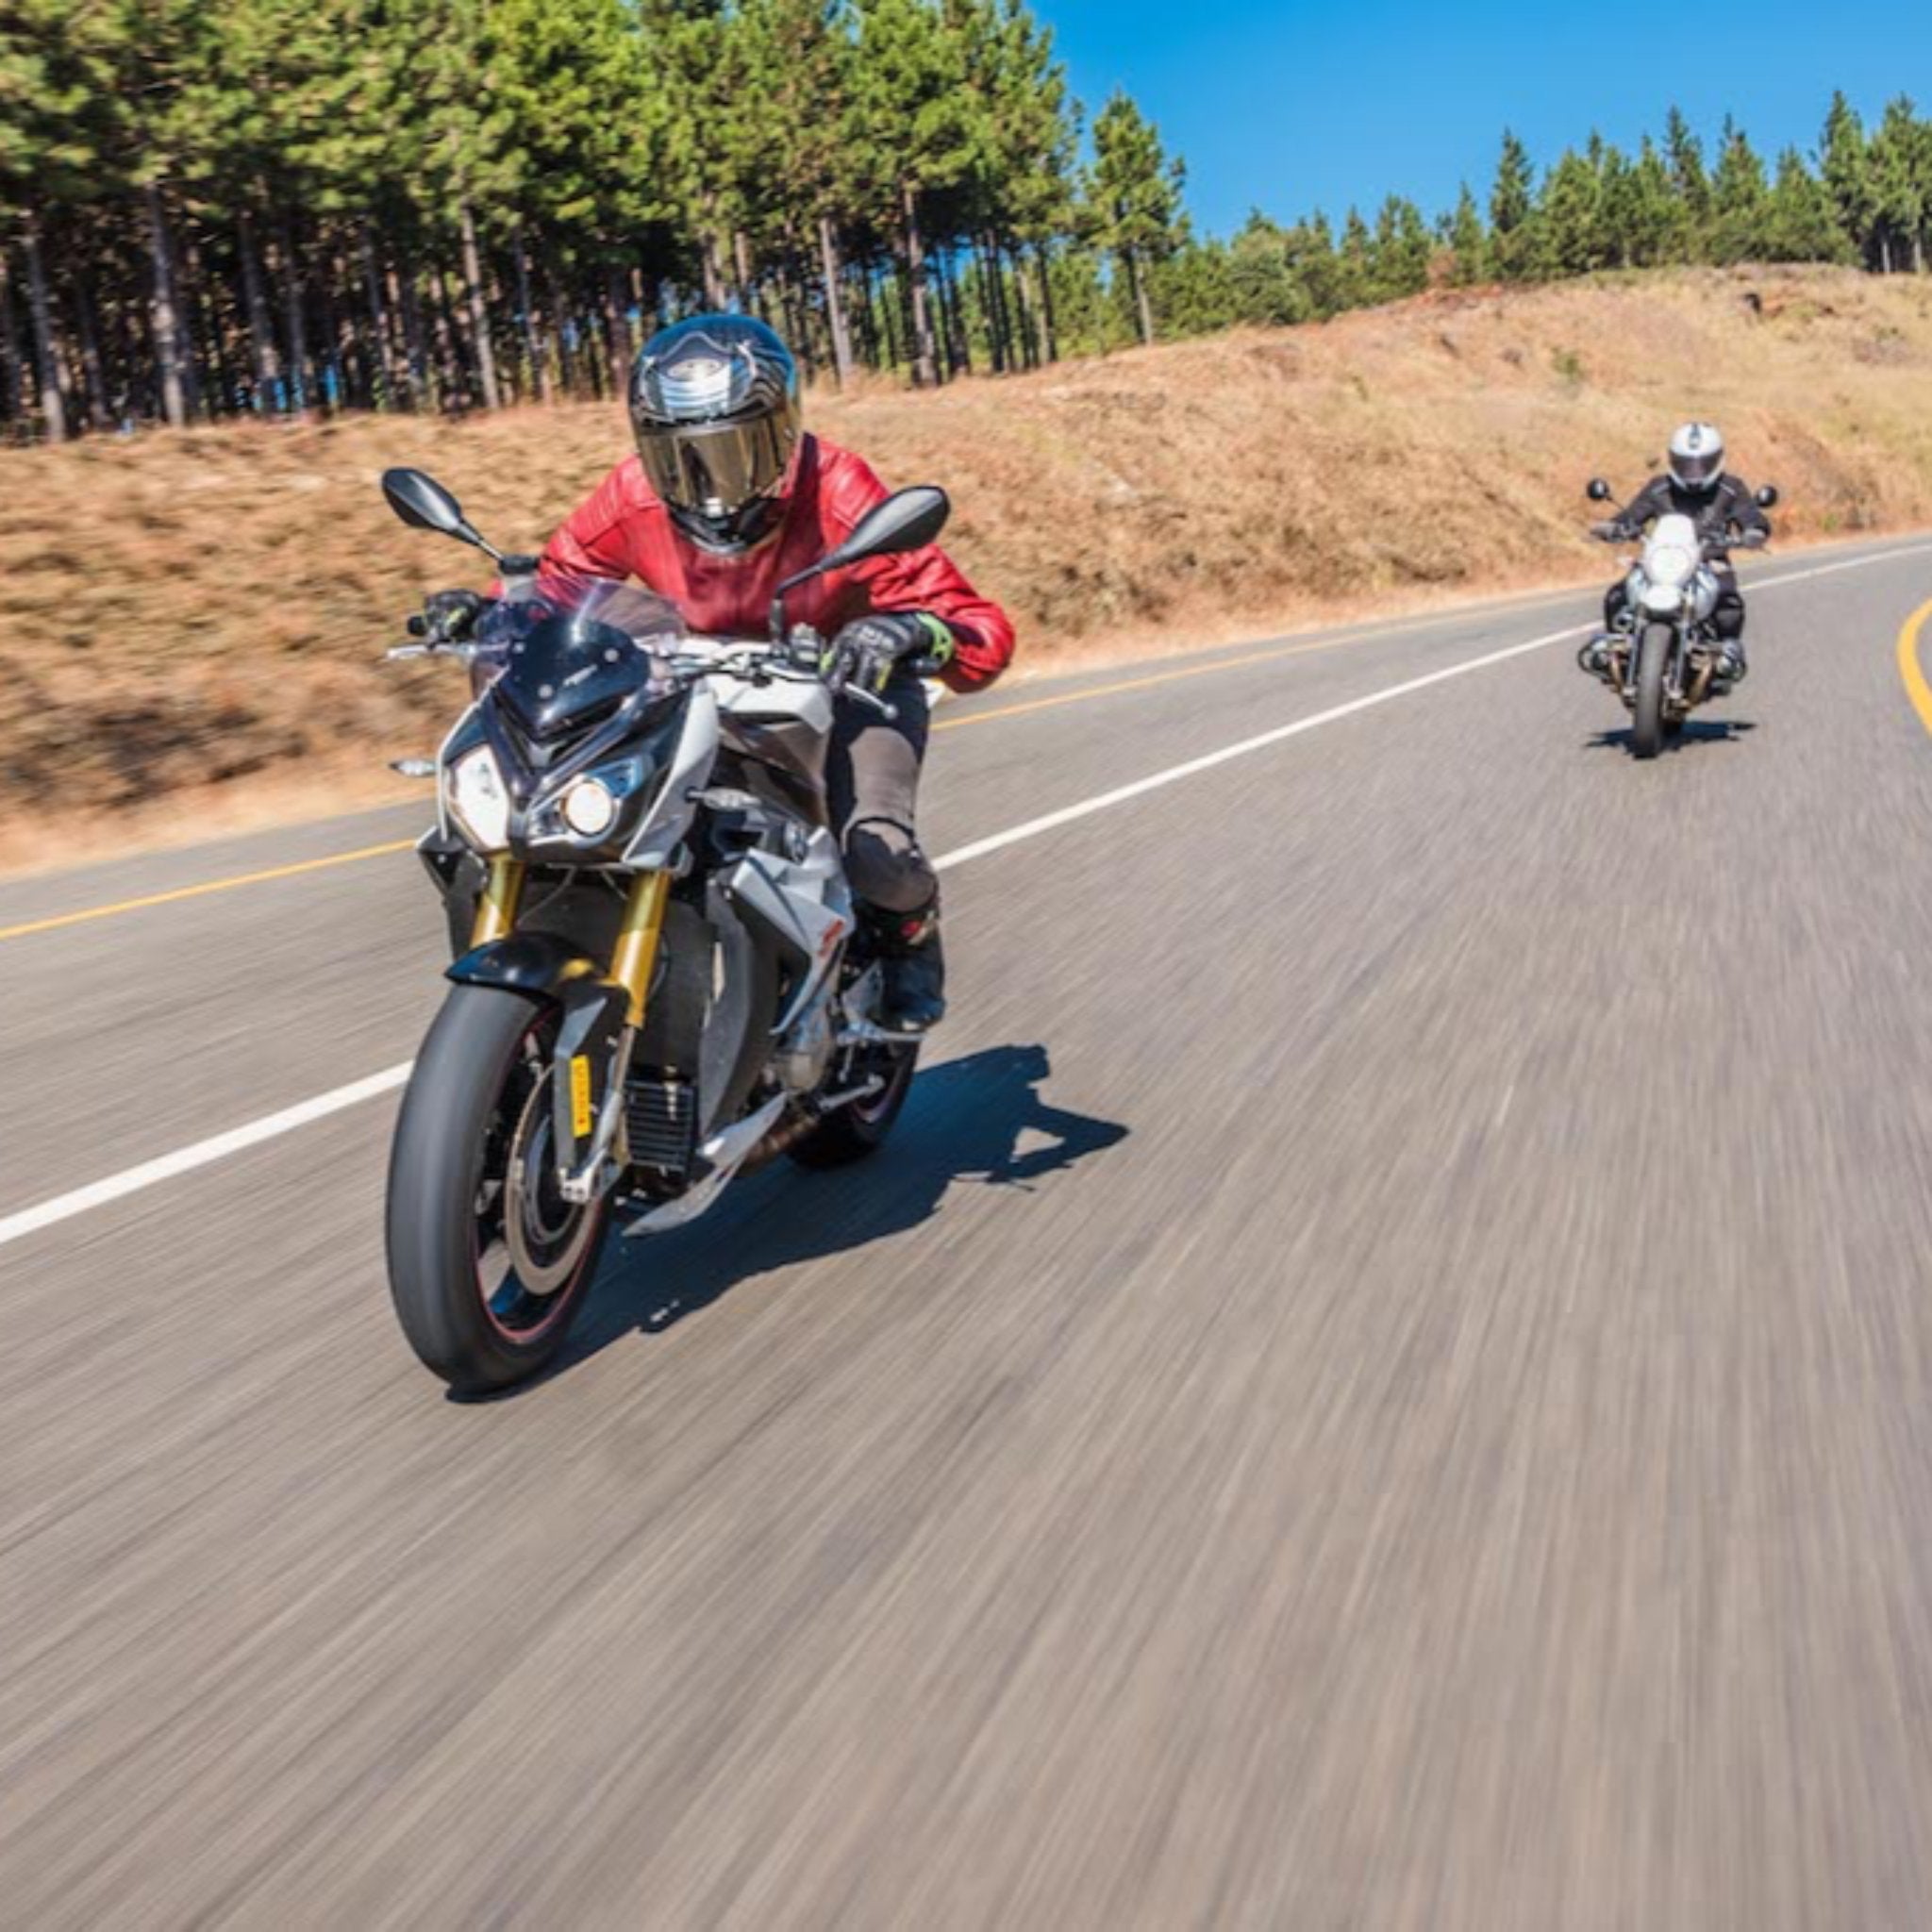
[1585, 718, 1758, 755]
[528, 1043, 1129, 1387]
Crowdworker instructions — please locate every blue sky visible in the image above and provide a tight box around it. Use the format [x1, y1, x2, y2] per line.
[1043, 0, 1931, 238]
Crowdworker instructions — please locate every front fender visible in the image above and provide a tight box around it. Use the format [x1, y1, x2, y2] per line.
[446, 932, 631, 1178]
[447, 930, 608, 997]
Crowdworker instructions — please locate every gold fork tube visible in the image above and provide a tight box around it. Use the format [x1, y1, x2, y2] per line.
[609, 871, 673, 1025]
[470, 857, 525, 946]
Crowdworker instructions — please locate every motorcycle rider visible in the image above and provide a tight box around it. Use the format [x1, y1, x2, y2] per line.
[1581, 422, 1771, 688]
[423, 314, 1015, 1032]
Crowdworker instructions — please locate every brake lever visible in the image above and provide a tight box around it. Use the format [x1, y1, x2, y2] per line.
[843, 683, 899, 723]
[385, 640, 493, 664]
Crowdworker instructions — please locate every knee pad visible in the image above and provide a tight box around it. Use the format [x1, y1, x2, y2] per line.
[844, 818, 937, 914]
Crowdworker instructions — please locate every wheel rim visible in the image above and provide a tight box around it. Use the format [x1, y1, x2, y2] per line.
[851, 1043, 916, 1124]
[469, 1020, 602, 1341]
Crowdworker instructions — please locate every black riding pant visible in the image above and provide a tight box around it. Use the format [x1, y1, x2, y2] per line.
[827, 672, 937, 917]
[1604, 565, 1745, 641]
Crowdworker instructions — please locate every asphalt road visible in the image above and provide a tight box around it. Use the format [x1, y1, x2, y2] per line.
[5, 538, 1932, 1927]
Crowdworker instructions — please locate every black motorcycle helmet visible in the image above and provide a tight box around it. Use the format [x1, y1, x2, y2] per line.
[628, 314, 803, 554]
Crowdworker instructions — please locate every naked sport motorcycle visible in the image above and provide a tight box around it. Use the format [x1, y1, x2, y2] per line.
[378, 467, 946, 1391]
[1582, 475, 1778, 759]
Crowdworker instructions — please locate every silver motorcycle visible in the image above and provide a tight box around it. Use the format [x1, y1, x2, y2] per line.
[377, 467, 943, 1391]
[1582, 475, 1776, 758]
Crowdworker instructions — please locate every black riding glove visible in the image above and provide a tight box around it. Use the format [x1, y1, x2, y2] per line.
[1590, 520, 1625, 542]
[1735, 528, 1768, 550]
[410, 588, 492, 642]
[824, 611, 956, 695]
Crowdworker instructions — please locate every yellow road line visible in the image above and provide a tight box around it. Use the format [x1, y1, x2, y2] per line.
[1898, 596, 1932, 738]
[0, 841, 417, 943]
[2, 630, 1409, 944]
[0, 600, 1568, 946]
[932, 633, 1361, 734]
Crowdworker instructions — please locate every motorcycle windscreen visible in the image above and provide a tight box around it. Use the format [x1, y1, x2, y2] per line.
[481, 580, 685, 741]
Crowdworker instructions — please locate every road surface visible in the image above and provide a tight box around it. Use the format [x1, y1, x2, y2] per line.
[5, 538, 1932, 1927]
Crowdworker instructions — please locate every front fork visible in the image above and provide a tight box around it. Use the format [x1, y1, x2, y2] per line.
[472, 860, 675, 1203]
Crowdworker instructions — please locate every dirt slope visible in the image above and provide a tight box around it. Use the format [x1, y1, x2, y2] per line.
[7, 264, 1932, 864]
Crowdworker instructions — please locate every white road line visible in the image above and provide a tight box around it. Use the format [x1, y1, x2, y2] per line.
[0, 1066, 412, 1248]
[934, 623, 1584, 869]
[4, 538, 1927, 1252]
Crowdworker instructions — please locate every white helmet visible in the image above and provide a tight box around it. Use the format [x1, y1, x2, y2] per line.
[1668, 422, 1724, 494]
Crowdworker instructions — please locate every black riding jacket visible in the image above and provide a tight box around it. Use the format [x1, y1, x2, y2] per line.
[1608, 473, 1771, 548]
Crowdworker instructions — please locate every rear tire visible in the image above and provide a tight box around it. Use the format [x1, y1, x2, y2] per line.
[1631, 621, 1670, 760]
[386, 986, 609, 1393]
[789, 1041, 920, 1169]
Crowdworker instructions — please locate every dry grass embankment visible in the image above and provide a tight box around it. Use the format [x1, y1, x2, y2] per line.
[7, 264, 1932, 869]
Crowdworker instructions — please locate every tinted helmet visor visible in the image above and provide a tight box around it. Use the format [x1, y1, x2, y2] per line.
[635, 409, 796, 518]
[1671, 447, 1722, 491]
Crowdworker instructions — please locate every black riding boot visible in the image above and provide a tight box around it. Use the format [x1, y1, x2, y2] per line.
[867, 899, 946, 1033]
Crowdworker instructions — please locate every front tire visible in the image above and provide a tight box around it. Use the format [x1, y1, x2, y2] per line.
[1631, 621, 1671, 760]
[386, 987, 609, 1393]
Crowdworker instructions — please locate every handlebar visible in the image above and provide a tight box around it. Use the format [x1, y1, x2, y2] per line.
[389, 618, 900, 722]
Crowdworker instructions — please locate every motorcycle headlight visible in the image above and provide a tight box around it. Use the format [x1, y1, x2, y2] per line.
[1646, 541, 1697, 589]
[561, 774, 617, 838]
[445, 746, 511, 852]
[530, 754, 656, 851]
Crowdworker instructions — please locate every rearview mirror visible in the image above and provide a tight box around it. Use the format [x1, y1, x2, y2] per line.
[819, 487, 951, 575]
[1756, 484, 1779, 508]
[1586, 477, 1613, 502]
[769, 487, 953, 638]
[381, 467, 497, 557]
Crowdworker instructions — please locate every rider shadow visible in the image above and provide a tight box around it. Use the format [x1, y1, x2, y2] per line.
[1586, 718, 1757, 754]
[539, 1042, 1128, 1379]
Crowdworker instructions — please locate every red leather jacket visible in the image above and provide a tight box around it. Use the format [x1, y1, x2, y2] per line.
[537, 434, 1015, 692]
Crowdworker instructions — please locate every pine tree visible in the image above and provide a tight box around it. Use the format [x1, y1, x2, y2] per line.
[1819, 92, 1875, 268]
[1489, 130, 1538, 280]
[1373, 194, 1432, 299]
[1764, 148, 1852, 263]
[1446, 183, 1487, 284]
[1088, 91, 1185, 346]
[1539, 147, 1604, 276]
[1664, 105, 1712, 257]
[1708, 119, 1771, 263]
[1870, 95, 1931, 274]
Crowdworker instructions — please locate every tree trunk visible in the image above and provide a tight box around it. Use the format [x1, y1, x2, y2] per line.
[604, 267, 629, 393]
[513, 225, 548, 403]
[731, 228, 755, 313]
[455, 201, 501, 410]
[549, 270, 576, 399]
[1008, 243, 1037, 369]
[239, 210, 282, 411]
[276, 215, 311, 410]
[938, 253, 970, 376]
[979, 236, 1008, 373]
[179, 237, 212, 419]
[74, 275, 113, 430]
[0, 249, 24, 429]
[972, 238, 995, 372]
[899, 182, 938, 387]
[700, 230, 728, 309]
[357, 224, 398, 408]
[22, 211, 70, 442]
[143, 183, 189, 427]
[853, 263, 880, 367]
[391, 257, 428, 409]
[1033, 243, 1058, 364]
[430, 266, 466, 409]
[817, 215, 855, 388]
[1126, 245, 1155, 346]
